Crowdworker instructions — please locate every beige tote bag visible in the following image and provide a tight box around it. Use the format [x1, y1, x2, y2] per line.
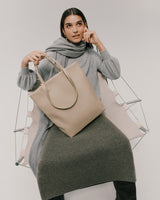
[29, 55, 105, 138]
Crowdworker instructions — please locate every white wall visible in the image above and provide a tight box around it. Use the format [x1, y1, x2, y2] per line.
[0, 0, 159, 199]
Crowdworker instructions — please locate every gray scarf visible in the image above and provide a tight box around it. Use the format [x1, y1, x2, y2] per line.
[45, 36, 89, 57]
[44, 36, 94, 68]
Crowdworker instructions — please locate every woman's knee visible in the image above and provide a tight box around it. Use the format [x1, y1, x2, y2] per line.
[118, 132, 132, 150]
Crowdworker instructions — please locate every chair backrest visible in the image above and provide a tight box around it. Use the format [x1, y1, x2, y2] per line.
[98, 72, 145, 140]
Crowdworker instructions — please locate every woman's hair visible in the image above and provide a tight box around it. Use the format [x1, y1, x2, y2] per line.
[60, 7, 93, 49]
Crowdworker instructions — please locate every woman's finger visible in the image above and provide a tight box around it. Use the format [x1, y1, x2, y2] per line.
[32, 55, 39, 61]
[31, 51, 48, 60]
[38, 51, 49, 57]
[34, 54, 41, 60]
[28, 56, 35, 63]
[86, 33, 91, 42]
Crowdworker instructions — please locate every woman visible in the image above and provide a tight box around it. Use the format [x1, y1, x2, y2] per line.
[17, 7, 137, 200]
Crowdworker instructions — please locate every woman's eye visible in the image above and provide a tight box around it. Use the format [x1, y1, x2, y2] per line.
[66, 23, 82, 28]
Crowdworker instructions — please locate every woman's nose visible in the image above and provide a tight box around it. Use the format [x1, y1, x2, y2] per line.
[72, 26, 78, 32]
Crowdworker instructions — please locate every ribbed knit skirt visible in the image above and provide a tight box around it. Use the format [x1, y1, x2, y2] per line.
[36, 113, 136, 200]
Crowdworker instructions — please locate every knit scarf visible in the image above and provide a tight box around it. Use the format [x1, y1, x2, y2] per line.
[44, 36, 94, 71]
[45, 36, 89, 57]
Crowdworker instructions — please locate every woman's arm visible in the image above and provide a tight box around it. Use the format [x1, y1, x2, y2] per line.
[82, 27, 121, 80]
[17, 67, 38, 91]
[17, 51, 55, 91]
[97, 48, 121, 80]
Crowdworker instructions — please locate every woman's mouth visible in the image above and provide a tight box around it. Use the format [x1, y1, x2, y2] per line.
[73, 34, 80, 38]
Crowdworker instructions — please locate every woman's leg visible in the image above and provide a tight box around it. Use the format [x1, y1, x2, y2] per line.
[113, 181, 137, 200]
[48, 194, 65, 200]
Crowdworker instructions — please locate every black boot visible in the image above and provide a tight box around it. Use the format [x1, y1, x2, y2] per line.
[48, 194, 65, 200]
[113, 181, 137, 200]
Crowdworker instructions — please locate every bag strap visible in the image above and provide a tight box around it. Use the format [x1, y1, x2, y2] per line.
[34, 55, 78, 110]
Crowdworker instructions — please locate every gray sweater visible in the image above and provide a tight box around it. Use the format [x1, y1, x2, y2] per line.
[17, 48, 121, 176]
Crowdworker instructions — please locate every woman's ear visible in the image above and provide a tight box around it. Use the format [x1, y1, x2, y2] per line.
[84, 22, 88, 29]
[62, 28, 66, 37]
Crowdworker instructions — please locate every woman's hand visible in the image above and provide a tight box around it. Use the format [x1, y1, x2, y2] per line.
[21, 51, 49, 68]
[82, 27, 106, 52]
[82, 27, 100, 45]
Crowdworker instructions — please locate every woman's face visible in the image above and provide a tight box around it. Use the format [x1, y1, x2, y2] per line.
[62, 15, 87, 44]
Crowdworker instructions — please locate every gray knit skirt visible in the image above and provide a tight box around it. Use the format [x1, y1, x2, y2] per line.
[36, 113, 136, 200]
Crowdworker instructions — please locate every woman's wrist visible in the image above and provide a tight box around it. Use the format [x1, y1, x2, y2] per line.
[21, 64, 28, 68]
[21, 60, 28, 68]
[95, 39, 106, 52]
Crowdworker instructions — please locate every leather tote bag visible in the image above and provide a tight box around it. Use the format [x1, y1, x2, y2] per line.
[29, 55, 105, 138]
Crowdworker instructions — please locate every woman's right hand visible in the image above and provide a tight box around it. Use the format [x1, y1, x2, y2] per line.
[21, 50, 49, 68]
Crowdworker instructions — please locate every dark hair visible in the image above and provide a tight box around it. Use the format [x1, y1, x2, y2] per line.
[60, 7, 93, 49]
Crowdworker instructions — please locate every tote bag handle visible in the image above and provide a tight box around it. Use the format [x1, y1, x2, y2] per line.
[34, 55, 79, 110]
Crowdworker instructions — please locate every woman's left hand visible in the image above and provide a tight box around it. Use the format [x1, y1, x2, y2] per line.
[82, 27, 100, 45]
